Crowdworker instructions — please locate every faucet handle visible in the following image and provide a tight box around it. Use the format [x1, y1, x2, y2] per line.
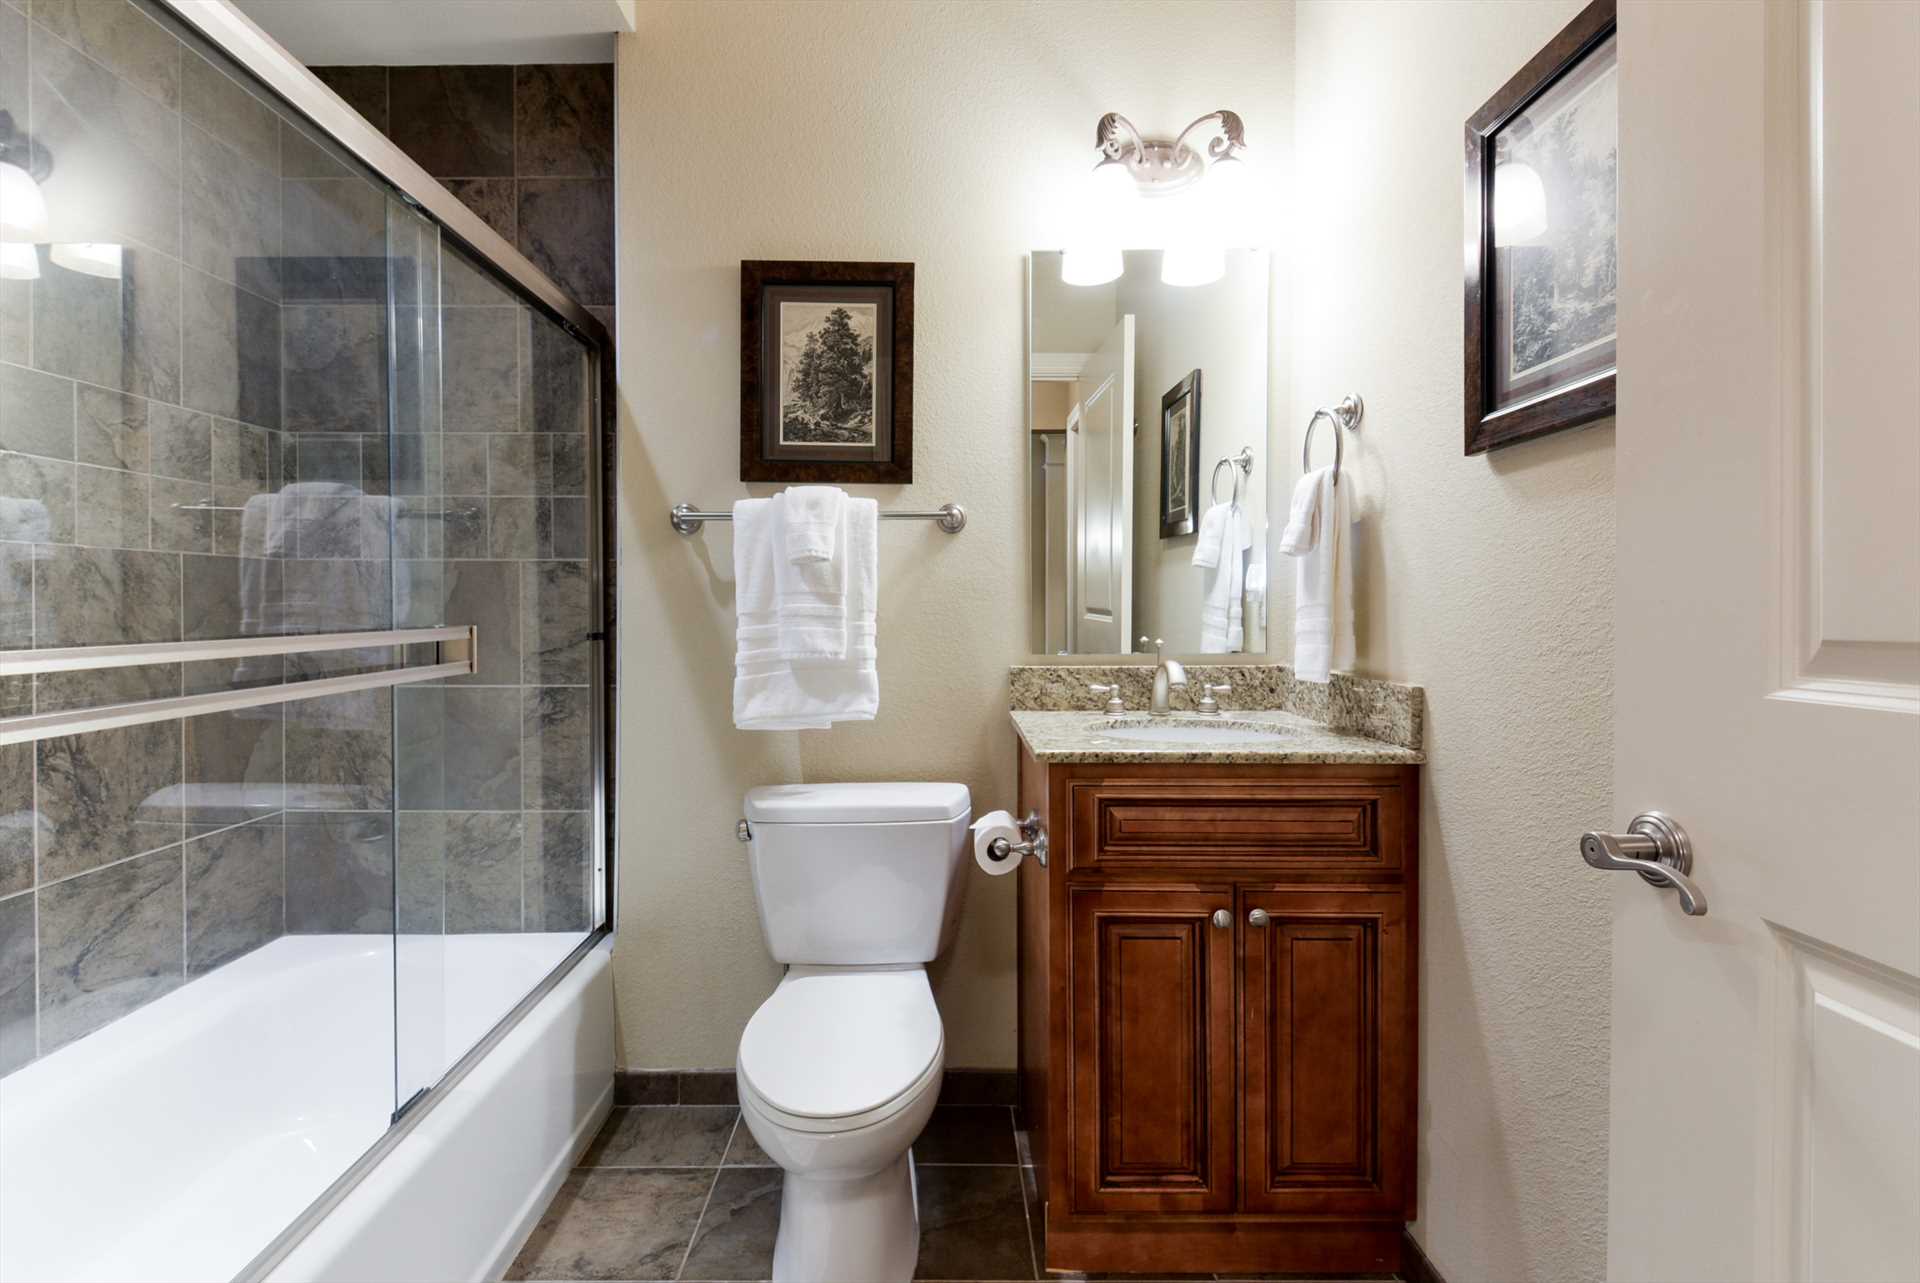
[1194, 682, 1231, 715]
[1088, 683, 1125, 715]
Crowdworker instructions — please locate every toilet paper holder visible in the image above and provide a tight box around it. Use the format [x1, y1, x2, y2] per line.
[985, 811, 1048, 868]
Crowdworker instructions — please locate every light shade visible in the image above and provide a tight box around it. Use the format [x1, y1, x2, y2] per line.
[0, 241, 37, 281]
[1160, 242, 1224, 287]
[1493, 160, 1548, 243]
[1061, 246, 1122, 287]
[0, 161, 48, 243]
[50, 242, 124, 279]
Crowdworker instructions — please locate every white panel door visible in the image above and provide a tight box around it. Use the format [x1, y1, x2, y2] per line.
[1611, 3, 1920, 1281]
[1068, 316, 1135, 653]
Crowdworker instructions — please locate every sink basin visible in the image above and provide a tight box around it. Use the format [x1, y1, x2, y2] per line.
[1087, 717, 1292, 746]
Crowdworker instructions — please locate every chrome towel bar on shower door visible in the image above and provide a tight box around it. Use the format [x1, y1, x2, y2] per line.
[0, 626, 476, 746]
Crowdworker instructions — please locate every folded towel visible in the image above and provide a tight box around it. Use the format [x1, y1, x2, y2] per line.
[1191, 501, 1229, 570]
[781, 485, 844, 564]
[1196, 502, 1252, 653]
[1287, 468, 1353, 683]
[1278, 467, 1323, 556]
[735, 496, 879, 730]
[774, 491, 850, 661]
[1245, 519, 1268, 613]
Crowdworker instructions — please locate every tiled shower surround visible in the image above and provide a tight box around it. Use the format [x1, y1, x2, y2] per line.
[0, 0, 597, 1077]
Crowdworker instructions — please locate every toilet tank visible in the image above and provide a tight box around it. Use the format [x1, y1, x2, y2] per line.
[743, 783, 972, 965]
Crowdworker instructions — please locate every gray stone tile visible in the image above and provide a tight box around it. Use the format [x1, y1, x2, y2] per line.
[75, 385, 148, 471]
[722, 1118, 775, 1167]
[1, 362, 77, 459]
[490, 434, 549, 495]
[524, 685, 589, 810]
[441, 243, 516, 308]
[489, 496, 548, 559]
[285, 689, 394, 811]
[522, 303, 592, 433]
[393, 687, 448, 811]
[0, 451, 75, 543]
[150, 404, 212, 481]
[444, 434, 488, 495]
[506, 1168, 712, 1282]
[913, 1166, 1033, 1282]
[0, 275, 27, 369]
[0, 741, 31, 896]
[582, 1106, 738, 1168]
[74, 464, 149, 549]
[294, 435, 361, 489]
[446, 177, 516, 242]
[185, 704, 284, 833]
[212, 418, 271, 488]
[282, 304, 385, 433]
[150, 475, 213, 553]
[310, 65, 387, 133]
[31, 0, 182, 110]
[281, 177, 387, 304]
[31, 23, 182, 257]
[182, 552, 278, 641]
[33, 245, 182, 404]
[440, 687, 523, 811]
[679, 1165, 782, 1282]
[182, 268, 281, 429]
[443, 496, 489, 560]
[389, 65, 513, 178]
[183, 120, 282, 300]
[550, 496, 588, 561]
[291, 489, 367, 559]
[37, 847, 184, 1054]
[525, 810, 589, 932]
[0, 891, 33, 1074]
[180, 48, 278, 171]
[442, 308, 519, 434]
[913, 1106, 1019, 1165]
[517, 179, 614, 307]
[33, 543, 180, 646]
[284, 809, 392, 933]
[0, 544, 28, 649]
[550, 433, 587, 496]
[514, 64, 614, 178]
[523, 560, 590, 685]
[33, 662, 179, 713]
[35, 719, 183, 881]
[185, 815, 283, 972]
[280, 557, 392, 632]
[389, 433, 440, 498]
[395, 810, 444, 934]
[438, 559, 520, 685]
[445, 810, 522, 933]
[279, 115, 354, 183]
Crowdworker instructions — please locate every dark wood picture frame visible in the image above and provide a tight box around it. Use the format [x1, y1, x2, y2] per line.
[1160, 370, 1203, 538]
[1464, 0, 1616, 455]
[740, 260, 914, 482]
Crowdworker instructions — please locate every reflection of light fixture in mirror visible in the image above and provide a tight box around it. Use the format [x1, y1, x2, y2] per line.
[1493, 160, 1548, 242]
[51, 242, 123, 278]
[1161, 243, 1224, 288]
[0, 161, 48, 243]
[0, 241, 37, 281]
[1063, 109, 1252, 288]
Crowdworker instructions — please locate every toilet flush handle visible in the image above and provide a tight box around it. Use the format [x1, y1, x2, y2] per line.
[736, 819, 752, 843]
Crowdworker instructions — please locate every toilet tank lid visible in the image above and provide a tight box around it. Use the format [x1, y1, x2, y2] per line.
[744, 782, 971, 824]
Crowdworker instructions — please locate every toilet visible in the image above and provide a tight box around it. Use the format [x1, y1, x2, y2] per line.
[734, 782, 973, 1283]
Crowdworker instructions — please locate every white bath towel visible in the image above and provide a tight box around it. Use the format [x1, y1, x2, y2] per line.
[781, 485, 844, 564]
[735, 495, 879, 730]
[1278, 468, 1322, 556]
[1286, 467, 1353, 683]
[1245, 519, 1269, 616]
[775, 489, 850, 661]
[1194, 501, 1251, 653]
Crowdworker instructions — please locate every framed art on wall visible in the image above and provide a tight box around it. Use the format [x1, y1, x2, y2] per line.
[741, 260, 914, 482]
[1160, 369, 1202, 537]
[1464, 0, 1617, 454]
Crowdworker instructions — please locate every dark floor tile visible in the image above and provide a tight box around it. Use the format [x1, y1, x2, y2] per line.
[723, 1120, 775, 1167]
[678, 1165, 782, 1282]
[677, 1069, 739, 1105]
[613, 1069, 678, 1106]
[913, 1105, 1019, 1165]
[939, 1069, 1020, 1107]
[506, 1167, 712, 1281]
[914, 1165, 1033, 1281]
[580, 1106, 737, 1168]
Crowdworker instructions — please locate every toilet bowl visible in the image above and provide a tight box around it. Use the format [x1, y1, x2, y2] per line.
[734, 781, 972, 1283]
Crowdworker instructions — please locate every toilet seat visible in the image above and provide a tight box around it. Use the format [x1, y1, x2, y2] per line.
[738, 967, 943, 1133]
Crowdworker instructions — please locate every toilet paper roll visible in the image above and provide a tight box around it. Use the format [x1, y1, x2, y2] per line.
[970, 809, 1023, 876]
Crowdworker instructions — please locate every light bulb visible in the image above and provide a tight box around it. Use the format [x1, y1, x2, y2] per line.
[1161, 242, 1224, 287]
[1062, 161, 1132, 286]
[50, 242, 123, 279]
[1061, 247, 1122, 287]
[0, 241, 37, 281]
[1493, 161, 1548, 243]
[0, 161, 48, 243]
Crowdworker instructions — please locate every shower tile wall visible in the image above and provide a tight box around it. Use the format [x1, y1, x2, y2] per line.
[0, 0, 597, 1079]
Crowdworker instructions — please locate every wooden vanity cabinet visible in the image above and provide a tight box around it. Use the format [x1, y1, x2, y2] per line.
[1016, 750, 1419, 1276]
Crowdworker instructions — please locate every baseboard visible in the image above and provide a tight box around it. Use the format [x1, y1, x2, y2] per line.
[614, 1067, 1018, 1109]
[1398, 1228, 1448, 1283]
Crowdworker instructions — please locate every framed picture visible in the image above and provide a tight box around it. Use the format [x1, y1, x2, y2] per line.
[1160, 369, 1202, 537]
[1464, 0, 1616, 455]
[740, 260, 914, 482]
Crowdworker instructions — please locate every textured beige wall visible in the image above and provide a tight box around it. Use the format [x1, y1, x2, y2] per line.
[612, 0, 1295, 1071]
[1289, 3, 1614, 1279]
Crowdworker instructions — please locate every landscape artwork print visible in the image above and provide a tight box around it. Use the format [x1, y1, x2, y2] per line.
[779, 301, 877, 446]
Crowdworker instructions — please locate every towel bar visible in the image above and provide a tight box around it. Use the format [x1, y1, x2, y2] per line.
[669, 503, 966, 535]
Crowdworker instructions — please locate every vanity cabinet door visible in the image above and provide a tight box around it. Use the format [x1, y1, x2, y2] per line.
[1239, 887, 1412, 1217]
[1067, 886, 1236, 1215]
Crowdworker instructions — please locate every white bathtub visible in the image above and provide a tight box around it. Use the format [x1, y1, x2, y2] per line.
[0, 932, 612, 1283]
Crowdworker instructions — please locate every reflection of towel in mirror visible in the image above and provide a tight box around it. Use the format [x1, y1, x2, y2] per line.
[1284, 468, 1353, 683]
[1193, 502, 1252, 653]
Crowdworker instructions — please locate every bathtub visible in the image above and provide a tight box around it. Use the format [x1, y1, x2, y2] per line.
[0, 932, 612, 1283]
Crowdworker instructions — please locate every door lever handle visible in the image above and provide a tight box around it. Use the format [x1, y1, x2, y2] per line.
[1580, 811, 1707, 916]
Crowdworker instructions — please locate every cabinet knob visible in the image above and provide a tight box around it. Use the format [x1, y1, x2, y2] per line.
[1248, 908, 1270, 927]
[1211, 909, 1231, 929]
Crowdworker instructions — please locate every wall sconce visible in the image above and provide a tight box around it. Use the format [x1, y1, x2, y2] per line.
[1062, 109, 1252, 288]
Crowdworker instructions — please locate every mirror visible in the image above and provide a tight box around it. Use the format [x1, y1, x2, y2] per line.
[1027, 249, 1270, 655]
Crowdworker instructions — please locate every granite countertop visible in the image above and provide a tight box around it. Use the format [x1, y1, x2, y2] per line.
[1010, 708, 1425, 765]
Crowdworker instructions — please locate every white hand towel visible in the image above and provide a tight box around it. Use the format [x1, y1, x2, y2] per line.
[1196, 502, 1252, 653]
[735, 496, 879, 730]
[1287, 468, 1354, 683]
[782, 485, 844, 564]
[1191, 501, 1229, 569]
[775, 491, 849, 661]
[1278, 468, 1323, 556]
[1245, 519, 1268, 613]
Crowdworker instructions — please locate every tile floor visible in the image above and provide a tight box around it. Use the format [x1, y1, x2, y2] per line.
[507, 1103, 1399, 1283]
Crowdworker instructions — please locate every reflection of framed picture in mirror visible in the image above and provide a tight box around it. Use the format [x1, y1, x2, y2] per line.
[1160, 369, 1202, 537]
[1464, 0, 1616, 454]
[741, 260, 913, 481]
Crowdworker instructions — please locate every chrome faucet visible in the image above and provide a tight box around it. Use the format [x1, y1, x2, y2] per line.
[1140, 636, 1188, 715]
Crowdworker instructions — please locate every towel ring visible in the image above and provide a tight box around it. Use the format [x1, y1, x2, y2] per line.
[1210, 446, 1255, 507]
[1302, 394, 1365, 485]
